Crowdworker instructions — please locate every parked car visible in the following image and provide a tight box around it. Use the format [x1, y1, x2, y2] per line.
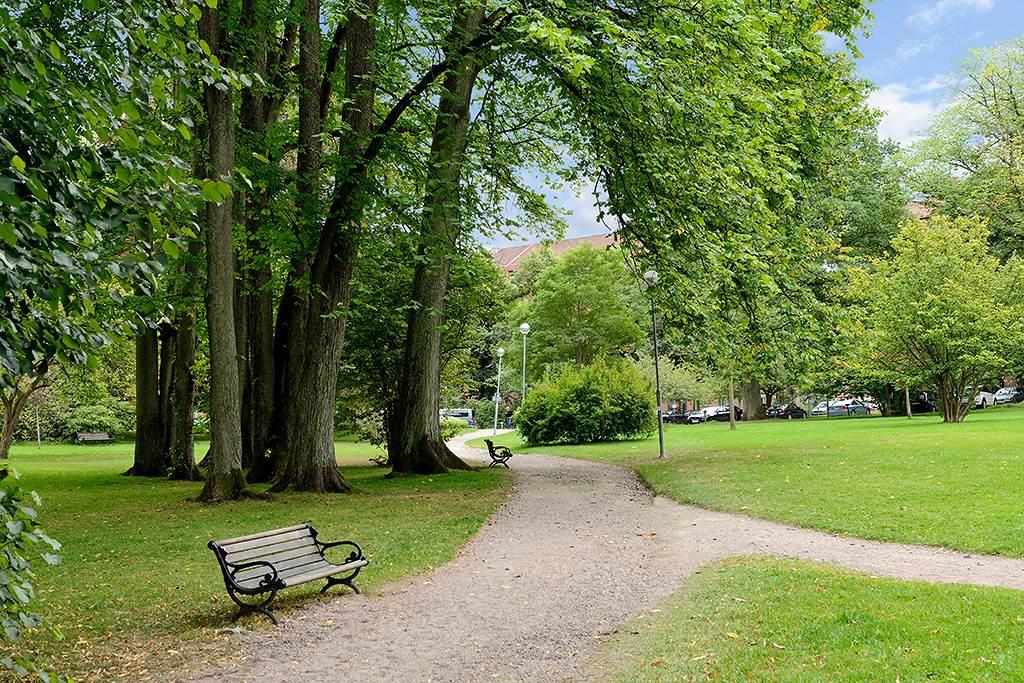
[812, 399, 870, 417]
[908, 391, 937, 414]
[767, 403, 807, 419]
[962, 388, 996, 409]
[662, 409, 688, 424]
[685, 407, 718, 424]
[994, 387, 1024, 405]
[708, 406, 743, 422]
[440, 408, 476, 427]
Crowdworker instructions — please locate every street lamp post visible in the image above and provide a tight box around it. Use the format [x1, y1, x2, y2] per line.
[643, 270, 665, 459]
[493, 347, 505, 435]
[519, 322, 531, 400]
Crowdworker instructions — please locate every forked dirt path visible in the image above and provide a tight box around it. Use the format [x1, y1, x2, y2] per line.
[183, 430, 1024, 682]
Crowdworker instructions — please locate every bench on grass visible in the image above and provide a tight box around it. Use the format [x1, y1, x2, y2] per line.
[75, 432, 114, 445]
[483, 439, 513, 468]
[208, 523, 369, 625]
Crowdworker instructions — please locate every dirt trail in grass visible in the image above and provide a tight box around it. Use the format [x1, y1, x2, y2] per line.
[182, 431, 1024, 683]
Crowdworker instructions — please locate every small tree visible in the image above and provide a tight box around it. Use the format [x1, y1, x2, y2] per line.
[521, 245, 645, 373]
[857, 216, 1023, 423]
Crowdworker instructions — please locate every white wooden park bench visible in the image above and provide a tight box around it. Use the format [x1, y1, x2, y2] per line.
[484, 439, 514, 468]
[207, 523, 369, 624]
[75, 432, 114, 444]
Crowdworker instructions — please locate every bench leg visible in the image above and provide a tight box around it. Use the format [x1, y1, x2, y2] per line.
[320, 575, 361, 595]
[227, 587, 278, 626]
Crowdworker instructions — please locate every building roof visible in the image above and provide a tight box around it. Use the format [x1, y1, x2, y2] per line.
[491, 233, 618, 273]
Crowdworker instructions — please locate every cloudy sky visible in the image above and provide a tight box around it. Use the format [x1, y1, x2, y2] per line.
[864, 0, 1024, 144]
[493, 0, 1024, 247]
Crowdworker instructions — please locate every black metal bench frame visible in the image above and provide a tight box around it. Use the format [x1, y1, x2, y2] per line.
[483, 439, 513, 468]
[208, 523, 368, 625]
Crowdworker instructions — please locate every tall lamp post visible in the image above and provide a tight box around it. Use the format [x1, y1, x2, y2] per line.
[519, 322, 531, 400]
[493, 347, 505, 435]
[643, 270, 665, 459]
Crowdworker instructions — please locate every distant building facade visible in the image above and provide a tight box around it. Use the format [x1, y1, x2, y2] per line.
[491, 232, 618, 274]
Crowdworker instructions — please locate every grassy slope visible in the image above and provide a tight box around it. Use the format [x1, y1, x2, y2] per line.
[3, 439, 508, 679]
[472, 406, 1024, 555]
[595, 558, 1024, 682]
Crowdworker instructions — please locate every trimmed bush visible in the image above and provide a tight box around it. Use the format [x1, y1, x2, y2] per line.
[516, 362, 656, 444]
[64, 404, 125, 438]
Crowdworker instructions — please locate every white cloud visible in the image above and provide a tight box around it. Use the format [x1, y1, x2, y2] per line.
[904, 0, 995, 30]
[917, 72, 957, 92]
[869, 83, 943, 144]
[888, 35, 942, 67]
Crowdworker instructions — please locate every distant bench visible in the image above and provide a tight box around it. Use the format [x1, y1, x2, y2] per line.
[75, 432, 114, 445]
[484, 439, 514, 468]
[208, 523, 369, 624]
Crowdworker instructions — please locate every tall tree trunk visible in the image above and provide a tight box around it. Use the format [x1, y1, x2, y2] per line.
[390, 7, 484, 475]
[198, 4, 247, 501]
[740, 380, 764, 421]
[127, 327, 165, 476]
[158, 322, 176, 455]
[237, 0, 276, 479]
[728, 378, 736, 431]
[270, 0, 377, 492]
[168, 309, 200, 480]
[905, 386, 912, 419]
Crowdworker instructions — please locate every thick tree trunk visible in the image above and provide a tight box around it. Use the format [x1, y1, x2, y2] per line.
[390, 8, 485, 475]
[198, 4, 247, 501]
[127, 327, 165, 476]
[270, 0, 378, 492]
[740, 380, 764, 421]
[168, 309, 200, 480]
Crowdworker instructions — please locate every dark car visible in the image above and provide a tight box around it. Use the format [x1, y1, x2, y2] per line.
[708, 406, 743, 422]
[994, 387, 1024, 405]
[662, 409, 688, 424]
[767, 403, 807, 419]
[908, 391, 937, 414]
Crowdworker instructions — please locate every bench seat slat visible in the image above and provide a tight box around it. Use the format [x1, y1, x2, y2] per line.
[219, 527, 313, 555]
[216, 524, 310, 548]
[280, 559, 369, 587]
[233, 552, 326, 582]
[225, 535, 318, 564]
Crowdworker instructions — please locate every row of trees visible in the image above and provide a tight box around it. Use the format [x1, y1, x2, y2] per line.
[2, 0, 875, 493]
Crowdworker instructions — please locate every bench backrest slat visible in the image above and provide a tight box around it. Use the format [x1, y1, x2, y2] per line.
[224, 533, 317, 564]
[215, 523, 310, 549]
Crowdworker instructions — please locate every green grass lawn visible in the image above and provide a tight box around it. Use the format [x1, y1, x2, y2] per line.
[1, 438, 509, 679]
[473, 405, 1024, 556]
[594, 557, 1024, 681]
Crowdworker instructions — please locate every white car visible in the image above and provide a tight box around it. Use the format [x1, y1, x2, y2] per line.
[962, 388, 995, 409]
[685, 407, 718, 424]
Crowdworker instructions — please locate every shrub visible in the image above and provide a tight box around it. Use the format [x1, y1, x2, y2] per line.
[64, 404, 124, 438]
[516, 362, 656, 444]
[440, 417, 469, 440]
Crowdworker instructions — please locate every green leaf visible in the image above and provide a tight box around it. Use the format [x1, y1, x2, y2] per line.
[10, 156, 25, 174]
[0, 223, 16, 246]
[162, 238, 180, 259]
[48, 42, 61, 61]
[206, 0, 218, 7]
[8, 77, 28, 99]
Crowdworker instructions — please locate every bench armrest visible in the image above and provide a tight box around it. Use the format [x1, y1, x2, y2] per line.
[318, 540, 365, 565]
[494, 446, 513, 458]
[227, 559, 281, 591]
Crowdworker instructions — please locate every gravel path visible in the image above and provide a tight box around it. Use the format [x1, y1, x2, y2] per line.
[183, 430, 1024, 682]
